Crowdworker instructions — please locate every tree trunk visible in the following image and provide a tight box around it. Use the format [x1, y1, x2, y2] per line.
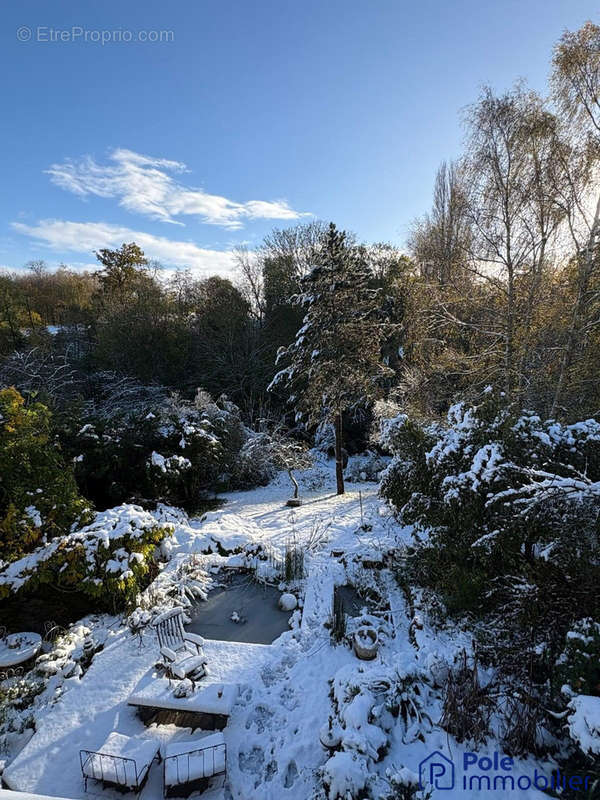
[335, 412, 345, 495]
[288, 468, 299, 499]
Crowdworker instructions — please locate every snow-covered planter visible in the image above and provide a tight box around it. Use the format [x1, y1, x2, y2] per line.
[353, 626, 378, 660]
[319, 716, 343, 751]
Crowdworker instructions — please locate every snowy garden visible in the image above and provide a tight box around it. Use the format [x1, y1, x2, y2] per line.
[2, 15, 600, 800]
[0, 426, 599, 799]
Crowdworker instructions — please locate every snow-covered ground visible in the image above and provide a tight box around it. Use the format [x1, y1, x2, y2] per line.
[1, 462, 558, 799]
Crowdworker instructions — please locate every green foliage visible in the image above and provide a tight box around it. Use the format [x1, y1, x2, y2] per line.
[0, 677, 44, 727]
[381, 393, 600, 710]
[0, 387, 92, 564]
[95, 242, 148, 302]
[555, 619, 600, 698]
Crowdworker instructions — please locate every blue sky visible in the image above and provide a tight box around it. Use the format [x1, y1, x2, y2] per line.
[1, 0, 598, 277]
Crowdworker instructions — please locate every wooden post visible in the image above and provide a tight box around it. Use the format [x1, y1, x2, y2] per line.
[335, 412, 344, 495]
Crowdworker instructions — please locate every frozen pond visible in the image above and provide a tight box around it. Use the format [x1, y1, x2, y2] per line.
[335, 584, 368, 617]
[186, 572, 291, 645]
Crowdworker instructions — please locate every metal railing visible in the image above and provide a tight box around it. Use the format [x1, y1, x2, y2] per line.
[163, 741, 226, 793]
[79, 749, 147, 792]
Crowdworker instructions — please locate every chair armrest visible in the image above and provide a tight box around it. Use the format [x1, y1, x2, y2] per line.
[160, 646, 177, 663]
[183, 632, 204, 651]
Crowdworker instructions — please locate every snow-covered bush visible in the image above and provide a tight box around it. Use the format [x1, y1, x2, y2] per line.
[321, 750, 371, 799]
[330, 665, 390, 759]
[234, 432, 279, 488]
[380, 392, 600, 624]
[68, 390, 250, 509]
[381, 767, 432, 800]
[0, 505, 171, 610]
[384, 666, 434, 743]
[34, 623, 99, 679]
[345, 450, 388, 483]
[0, 387, 92, 564]
[556, 619, 600, 698]
[566, 695, 600, 756]
[0, 675, 43, 759]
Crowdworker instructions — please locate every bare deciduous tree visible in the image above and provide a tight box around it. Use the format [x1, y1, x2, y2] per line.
[409, 160, 471, 285]
[550, 22, 600, 415]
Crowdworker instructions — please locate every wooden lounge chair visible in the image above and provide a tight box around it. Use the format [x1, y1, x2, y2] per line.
[79, 732, 160, 796]
[163, 732, 226, 797]
[152, 608, 207, 681]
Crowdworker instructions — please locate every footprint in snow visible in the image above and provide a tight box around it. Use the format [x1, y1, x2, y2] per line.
[244, 704, 274, 733]
[279, 686, 299, 710]
[239, 746, 265, 775]
[283, 760, 299, 788]
[264, 760, 278, 782]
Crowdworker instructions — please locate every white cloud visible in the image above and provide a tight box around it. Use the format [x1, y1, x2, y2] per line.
[46, 149, 310, 229]
[11, 219, 236, 277]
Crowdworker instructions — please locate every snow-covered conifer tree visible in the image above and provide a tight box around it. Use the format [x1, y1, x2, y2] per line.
[269, 222, 394, 494]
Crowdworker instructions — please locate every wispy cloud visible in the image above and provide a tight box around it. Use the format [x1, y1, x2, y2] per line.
[46, 149, 310, 229]
[11, 219, 236, 277]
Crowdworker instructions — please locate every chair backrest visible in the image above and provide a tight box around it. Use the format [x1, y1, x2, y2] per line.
[153, 608, 186, 653]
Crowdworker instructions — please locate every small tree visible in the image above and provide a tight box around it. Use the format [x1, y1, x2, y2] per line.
[269, 223, 394, 494]
[238, 429, 312, 502]
[270, 433, 312, 502]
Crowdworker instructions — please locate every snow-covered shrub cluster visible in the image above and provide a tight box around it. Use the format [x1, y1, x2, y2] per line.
[380, 391, 600, 769]
[320, 664, 389, 799]
[68, 391, 245, 509]
[320, 662, 435, 799]
[0, 505, 171, 609]
[233, 427, 313, 497]
[380, 391, 600, 619]
[233, 432, 279, 488]
[0, 675, 42, 768]
[67, 388, 312, 510]
[345, 450, 388, 483]
[34, 623, 99, 679]
[0, 619, 109, 772]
